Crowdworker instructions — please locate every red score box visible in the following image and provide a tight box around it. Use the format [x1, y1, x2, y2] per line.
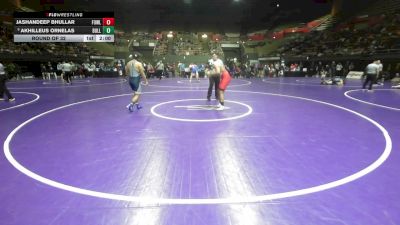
[102, 18, 115, 26]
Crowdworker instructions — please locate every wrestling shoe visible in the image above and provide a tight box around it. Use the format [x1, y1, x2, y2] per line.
[216, 105, 224, 111]
[126, 103, 134, 112]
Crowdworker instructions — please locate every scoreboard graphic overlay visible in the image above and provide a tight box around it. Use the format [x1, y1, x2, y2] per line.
[13, 12, 114, 42]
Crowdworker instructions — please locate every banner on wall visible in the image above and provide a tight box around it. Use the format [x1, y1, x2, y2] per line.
[225, 33, 240, 38]
[347, 71, 364, 79]
[221, 43, 240, 48]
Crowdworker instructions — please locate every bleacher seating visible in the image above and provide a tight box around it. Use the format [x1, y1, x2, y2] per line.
[269, 11, 400, 58]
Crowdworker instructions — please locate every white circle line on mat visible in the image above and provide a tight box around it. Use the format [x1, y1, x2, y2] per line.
[0, 92, 40, 112]
[3, 90, 392, 205]
[344, 89, 400, 111]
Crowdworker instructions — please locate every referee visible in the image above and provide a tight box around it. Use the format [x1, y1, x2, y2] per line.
[362, 60, 379, 91]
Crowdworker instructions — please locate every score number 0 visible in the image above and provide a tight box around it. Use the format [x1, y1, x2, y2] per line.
[102, 18, 115, 26]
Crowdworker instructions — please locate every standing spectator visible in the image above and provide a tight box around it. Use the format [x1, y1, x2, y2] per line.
[62, 61, 72, 84]
[70, 61, 77, 79]
[263, 64, 270, 77]
[234, 64, 241, 78]
[41, 63, 48, 80]
[47, 62, 56, 79]
[336, 62, 344, 84]
[90, 63, 96, 77]
[316, 61, 323, 77]
[178, 61, 185, 78]
[57, 62, 63, 80]
[0, 62, 15, 102]
[330, 61, 336, 77]
[147, 63, 155, 79]
[274, 62, 280, 77]
[155, 60, 164, 80]
[348, 62, 355, 71]
[336, 62, 343, 77]
[198, 64, 205, 78]
[83, 61, 91, 77]
[116, 60, 123, 77]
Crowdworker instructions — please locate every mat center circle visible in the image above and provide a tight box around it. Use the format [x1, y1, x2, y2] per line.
[150, 99, 253, 122]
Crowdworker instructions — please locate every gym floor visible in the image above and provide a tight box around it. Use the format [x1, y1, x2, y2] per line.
[1, 77, 399, 225]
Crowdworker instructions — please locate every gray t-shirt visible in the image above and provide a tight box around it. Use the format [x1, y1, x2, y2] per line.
[0, 63, 5, 75]
[156, 62, 164, 71]
[365, 63, 379, 75]
[62, 62, 72, 72]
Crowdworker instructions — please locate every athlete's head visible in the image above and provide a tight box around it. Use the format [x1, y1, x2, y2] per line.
[211, 51, 219, 61]
[129, 51, 141, 60]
